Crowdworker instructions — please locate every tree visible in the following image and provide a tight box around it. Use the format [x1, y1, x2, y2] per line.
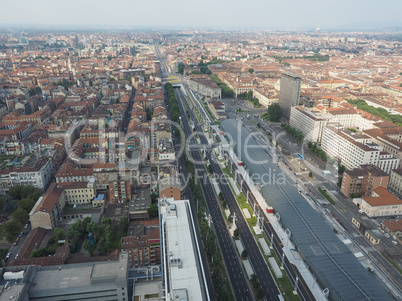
[228, 214, 233, 223]
[233, 228, 239, 239]
[12, 207, 28, 223]
[308, 171, 313, 178]
[54, 227, 64, 241]
[267, 103, 283, 122]
[247, 90, 253, 100]
[18, 198, 36, 212]
[120, 216, 129, 235]
[86, 222, 101, 243]
[218, 192, 224, 202]
[147, 203, 158, 218]
[248, 68, 254, 74]
[4, 220, 21, 242]
[83, 239, 96, 256]
[2, 198, 18, 214]
[241, 249, 248, 258]
[8, 185, 41, 200]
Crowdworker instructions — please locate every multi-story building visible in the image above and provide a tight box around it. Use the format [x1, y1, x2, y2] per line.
[159, 176, 182, 200]
[388, 169, 402, 196]
[159, 198, 208, 301]
[278, 72, 301, 119]
[289, 106, 328, 142]
[109, 180, 131, 203]
[56, 164, 94, 183]
[364, 128, 402, 168]
[377, 152, 400, 174]
[360, 187, 402, 217]
[321, 126, 380, 170]
[188, 74, 221, 100]
[6, 253, 129, 301]
[7, 157, 53, 192]
[93, 162, 118, 190]
[341, 164, 389, 197]
[29, 180, 96, 230]
[121, 228, 160, 268]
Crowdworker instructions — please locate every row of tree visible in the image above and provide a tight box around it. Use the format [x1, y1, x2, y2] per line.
[348, 99, 402, 126]
[197, 207, 231, 300]
[209, 75, 234, 98]
[281, 123, 304, 143]
[165, 83, 181, 124]
[307, 142, 328, 162]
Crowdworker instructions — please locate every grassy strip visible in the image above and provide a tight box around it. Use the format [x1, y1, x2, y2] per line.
[318, 187, 335, 205]
[381, 252, 402, 275]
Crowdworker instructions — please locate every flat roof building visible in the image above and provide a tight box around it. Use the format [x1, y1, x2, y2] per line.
[159, 198, 210, 301]
[289, 106, 327, 142]
[0, 253, 129, 301]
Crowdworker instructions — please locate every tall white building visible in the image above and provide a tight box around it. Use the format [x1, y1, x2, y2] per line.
[289, 106, 328, 142]
[321, 126, 380, 170]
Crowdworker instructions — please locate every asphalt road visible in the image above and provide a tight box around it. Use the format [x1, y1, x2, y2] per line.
[177, 87, 281, 300]
[174, 88, 254, 300]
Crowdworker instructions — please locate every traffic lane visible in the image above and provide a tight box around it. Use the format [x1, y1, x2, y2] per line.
[176, 88, 253, 300]
[178, 155, 216, 299]
[178, 84, 276, 299]
[209, 158, 280, 300]
[193, 156, 253, 301]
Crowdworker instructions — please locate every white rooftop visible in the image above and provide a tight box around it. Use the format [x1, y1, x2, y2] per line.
[160, 198, 203, 301]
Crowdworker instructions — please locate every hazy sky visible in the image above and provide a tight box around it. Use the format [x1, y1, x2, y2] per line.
[2, 0, 402, 30]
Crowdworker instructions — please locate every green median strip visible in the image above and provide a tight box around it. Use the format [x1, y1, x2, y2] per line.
[318, 187, 335, 205]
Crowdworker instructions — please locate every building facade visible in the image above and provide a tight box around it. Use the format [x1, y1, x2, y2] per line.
[278, 72, 302, 119]
[388, 169, 402, 196]
[322, 126, 380, 170]
[341, 165, 389, 197]
[289, 106, 327, 142]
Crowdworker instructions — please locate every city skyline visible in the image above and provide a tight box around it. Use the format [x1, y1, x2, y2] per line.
[2, 0, 402, 31]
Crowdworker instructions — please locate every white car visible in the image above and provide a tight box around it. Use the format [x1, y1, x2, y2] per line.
[15, 253, 19, 259]
[384, 233, 391, 239]
[392, 240, 398, 246]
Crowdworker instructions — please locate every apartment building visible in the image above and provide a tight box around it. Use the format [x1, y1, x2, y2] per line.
[188, 74, 221, 99]
[29, 180, 96, 229]
[360, 187, 402, 217]
[5, 157, 53, 192]
[121, 228, 160, 268]
[321, 126, 380, 170]
[388, 169, 402, 196]
[341, 164, 389, 197]
[377, 152, 400, 174]
[56, 164, 94, 183]
[289, 106, 328, 142]
[364, 128, 402, 168]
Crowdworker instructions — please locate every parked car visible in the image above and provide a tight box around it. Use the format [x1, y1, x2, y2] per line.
[384, 233, 391, 239]
[24, 223, 29, 229]
[15, 253, 19, 259]
[392, 240, 398, 246]
[18, 232, 24, 238]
